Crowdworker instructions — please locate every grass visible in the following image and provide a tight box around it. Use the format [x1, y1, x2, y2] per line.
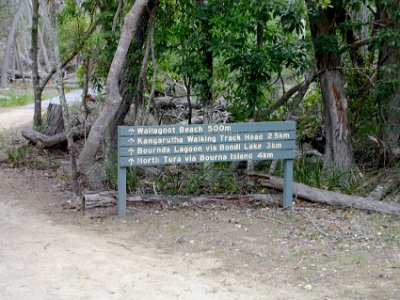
[0, 86, 60, 108]
[0, 93, 34, 107]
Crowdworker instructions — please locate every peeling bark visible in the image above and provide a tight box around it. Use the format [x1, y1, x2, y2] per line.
[307, 2, 355, 172]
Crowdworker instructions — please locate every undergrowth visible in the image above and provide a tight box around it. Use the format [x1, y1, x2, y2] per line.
[105, 156, 367, 196]
[106, 162, 245, 195]
[6, 144, 60, 169]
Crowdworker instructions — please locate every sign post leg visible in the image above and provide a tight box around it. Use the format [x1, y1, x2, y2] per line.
[283, 159, 294, 211]
[117, 166, 127, 217]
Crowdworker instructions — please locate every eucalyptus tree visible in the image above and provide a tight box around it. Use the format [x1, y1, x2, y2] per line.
[305, 0, 399, 169]
[1, 0, 24, 88]
[31, 0, 41, 127]
[47, 0, 80, 195]
[375, 0, 400, 164]
[78, 0, 158, 182]
[305, 0, 357, 173]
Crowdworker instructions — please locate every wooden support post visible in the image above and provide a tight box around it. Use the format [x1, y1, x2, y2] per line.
[117, 127, 127, 216]
[283, 159, 294, 211]
[117, 166, 127, 216]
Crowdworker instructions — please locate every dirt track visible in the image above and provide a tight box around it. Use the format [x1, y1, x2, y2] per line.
[1, 168, 399, 299]
[0, 89, 87, 130]
[0, 107, 33, 129]
[0, 168, 310, 300]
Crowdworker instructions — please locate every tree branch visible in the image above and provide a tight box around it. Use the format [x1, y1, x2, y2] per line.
[339, 37, 378, 54]
[39, 20, 98, 91]
[259, 72, 319, 119]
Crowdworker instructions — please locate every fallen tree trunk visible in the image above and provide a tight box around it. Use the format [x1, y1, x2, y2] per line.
[248, 173, 400, 216]
[82, 192, 277, 209]
[21, 125, 87, 148]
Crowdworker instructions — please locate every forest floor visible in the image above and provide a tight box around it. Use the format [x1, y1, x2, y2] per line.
[0, 111, 400, 299]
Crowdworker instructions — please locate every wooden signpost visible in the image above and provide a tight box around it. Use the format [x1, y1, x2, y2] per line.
[117, 121, 296, 216]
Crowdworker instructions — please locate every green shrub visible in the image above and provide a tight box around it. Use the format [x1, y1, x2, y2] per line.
[7, 145, 28, 167]
[294, 157, 323, 188]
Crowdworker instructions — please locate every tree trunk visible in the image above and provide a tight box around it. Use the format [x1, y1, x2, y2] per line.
[198, 0, 213, 123]
[44, 103, 64, 135]
[38, 27, 51, 73]
[183, 76, 192, 124]
[112, 0, 124, 32]
[146, 12, 157, 115]
[1, 0, 25, 88]
[249, 174, 400, 216]
[39, 20, 98, 92]
[15, 42, 25, 83]
[135, 13, 153, 124]
[78, 0, 151, 179]
[106, 2, 155, 149]
[11, 47, 16, 81]
[31, 0, 42, 128]
[47, 0, 80, 195]
[81, 57, 91, 117]
[307, 2, 354, 172]
[376, 1, 400, 163]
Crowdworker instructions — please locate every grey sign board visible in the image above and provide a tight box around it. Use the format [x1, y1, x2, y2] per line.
[117, 121, 296, 216]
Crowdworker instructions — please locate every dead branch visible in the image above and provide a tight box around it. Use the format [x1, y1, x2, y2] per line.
[82, 192, 278, 209]
[259, 72, 319, 119]
[21, 125, 88, 148]
[248, 173, 400, 216]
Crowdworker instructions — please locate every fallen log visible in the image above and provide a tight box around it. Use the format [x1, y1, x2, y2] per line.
[21, 125, 87, 148]
[248, 173, 400, 216]
[82, 192, 278, 209]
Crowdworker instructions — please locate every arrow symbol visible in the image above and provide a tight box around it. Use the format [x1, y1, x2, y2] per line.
[128, 148, 135, 155]
[128, 158, 135, 165]
[128, 128, 135, 134]
[128, 138, 135, 144]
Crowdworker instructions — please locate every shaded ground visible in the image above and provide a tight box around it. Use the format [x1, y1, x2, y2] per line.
[0, 167, 399, 299]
